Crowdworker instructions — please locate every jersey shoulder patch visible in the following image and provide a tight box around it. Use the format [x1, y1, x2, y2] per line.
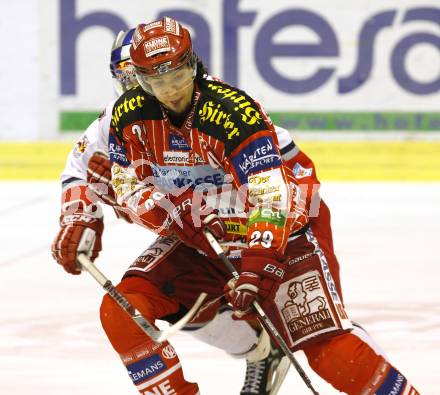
[195, 80, 269, 155]
[110, 87, 162, 139]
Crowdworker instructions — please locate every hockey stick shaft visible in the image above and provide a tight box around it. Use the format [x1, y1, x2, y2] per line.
[77, 253, 162, 340]
[203, 230, 319, 395]
[77, 253, 207, 343]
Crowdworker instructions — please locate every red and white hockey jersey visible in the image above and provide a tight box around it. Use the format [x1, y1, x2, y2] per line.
[108, 80, 319, 256]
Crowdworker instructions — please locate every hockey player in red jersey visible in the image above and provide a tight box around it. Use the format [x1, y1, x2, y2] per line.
[51, 28, 288, 394]
[96, 17, 422, 394]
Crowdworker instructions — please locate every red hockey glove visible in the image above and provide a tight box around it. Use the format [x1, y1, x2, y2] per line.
[112, 206, 134, 223]
[87, 150, 133, 223]
[167, 190, 226, 259]
[228, 249, 286, 318]
[87, 150, 116, 205]
[51, 202, 104, 275]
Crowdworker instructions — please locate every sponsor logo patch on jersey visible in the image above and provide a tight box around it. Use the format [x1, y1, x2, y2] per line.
[73, 135, 89, 158]
[293, 163, 313, 179]
[206, 84, 263, 127]
[169, 134, 190, 150]
[109, 133, 130, 166]
[111, 94, 146, 127]
[225, 221, 247, 235]
[163, 151, 204, 165]
[231, 136, 282, 184]
[249, 174, 271, 185]
[198, 101, 240, 140]
[151, 165, 225, 191]
[248, 208, 287, 227]
[163, 151, 190, 164]
[248, 168, 286, 205]
[126, 354, 166, 385]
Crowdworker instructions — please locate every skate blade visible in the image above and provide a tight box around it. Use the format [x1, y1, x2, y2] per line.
[269, 356, 291, 395]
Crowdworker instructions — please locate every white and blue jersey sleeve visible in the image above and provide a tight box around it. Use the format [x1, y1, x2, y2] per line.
[60, 99, 116, 190]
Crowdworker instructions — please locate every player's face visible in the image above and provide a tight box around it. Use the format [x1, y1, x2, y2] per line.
[112, 60, 138, 95]
[148, 65, 195, 114]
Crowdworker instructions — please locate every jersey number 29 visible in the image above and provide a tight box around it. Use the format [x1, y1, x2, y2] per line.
[249, 230, 273, 248]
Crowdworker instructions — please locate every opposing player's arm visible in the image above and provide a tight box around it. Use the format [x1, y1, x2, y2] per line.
[52, 105, 115, 274]
[59, 100, 115, 198]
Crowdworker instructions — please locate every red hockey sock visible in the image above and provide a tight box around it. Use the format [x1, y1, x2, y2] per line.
[121, 341, 199, 395]
[99, 277, 198, 394]
[303, 332, 419, 394]
[100, 276, 179, 353]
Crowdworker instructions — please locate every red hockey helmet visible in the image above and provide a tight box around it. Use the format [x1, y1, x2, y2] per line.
[130, 17, 197, 94]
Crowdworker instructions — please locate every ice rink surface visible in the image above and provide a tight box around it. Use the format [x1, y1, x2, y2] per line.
[1, 181, 439, 394]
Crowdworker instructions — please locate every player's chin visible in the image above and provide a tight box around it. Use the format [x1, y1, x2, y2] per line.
[159, 99, 176, 112]
[166, 100, 187, 114]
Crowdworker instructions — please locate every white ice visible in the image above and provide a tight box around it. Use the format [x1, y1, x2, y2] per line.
[0, 181, 439, 394]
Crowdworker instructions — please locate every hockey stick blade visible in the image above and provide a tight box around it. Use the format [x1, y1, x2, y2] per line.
[270, 356, 290, 395]
[202, 229, 319, 395]
[77, 253, 207, 343]
[154, 291, 207, 343]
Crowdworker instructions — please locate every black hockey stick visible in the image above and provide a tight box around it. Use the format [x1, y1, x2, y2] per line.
[77, 253, 207, 343]
[203, 229, 319, 395]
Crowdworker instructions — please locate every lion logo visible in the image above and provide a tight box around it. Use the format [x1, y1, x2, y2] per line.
[282, 276, 326, 321]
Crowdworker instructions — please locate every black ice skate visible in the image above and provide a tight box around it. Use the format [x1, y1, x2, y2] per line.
[240, 342, 290, 395]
